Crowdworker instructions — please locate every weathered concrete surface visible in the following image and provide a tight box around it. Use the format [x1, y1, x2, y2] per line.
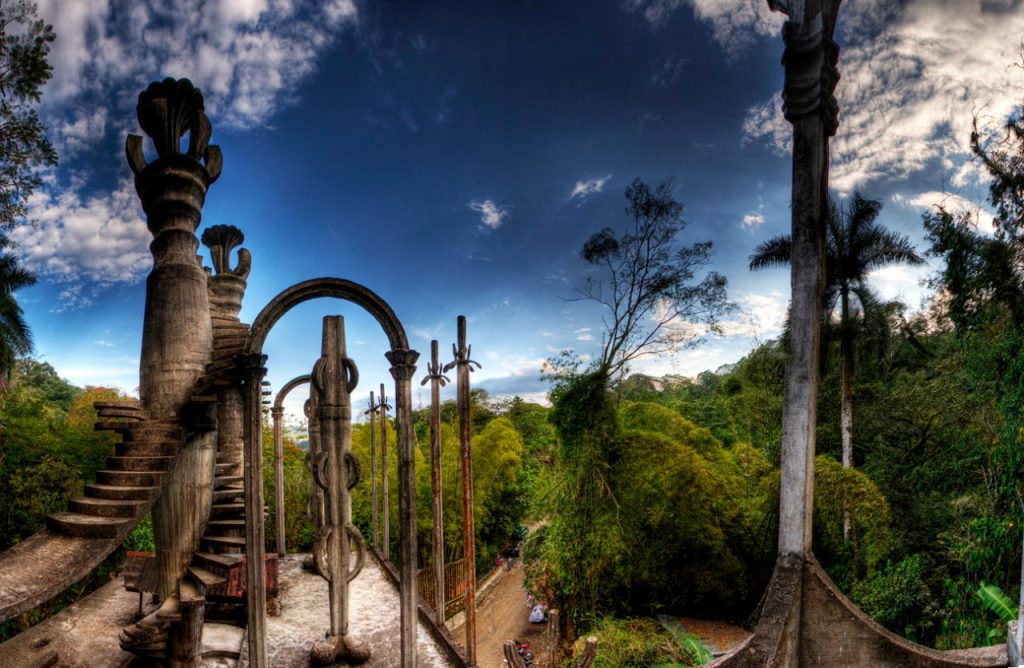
[1008, 620, 1020, 666]
[252, 554, 458, 667]
[0, 565, 140, 667]
[800, 558, 1006, 667]
[0, 531, 123, 622]
[709, 554, 802, 668]
[709, 555, 1008, 668]
[0, 552, 461, 667]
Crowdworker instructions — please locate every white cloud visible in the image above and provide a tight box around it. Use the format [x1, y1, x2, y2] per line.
[625, 0, 784, 59]
[57, 108, 109, 155]
[742, 213, 765, 227]
[569, 175, 612, 202]
[892, 190, 997, 235]
[867, 263, 931, 303]
[17, 0, 360, 303]
[37, 0, 358, 134]
[468, 199, 509, 229]
[743, 1, 1024, 194]
[650, 56, 688, 88]
[652, 290, 788, 344]
[11, 178, 151, 305]
[575, 327, 595, 342]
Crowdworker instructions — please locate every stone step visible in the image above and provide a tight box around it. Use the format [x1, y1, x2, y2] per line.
[214, 475, 243, 488]
[94, 399, 142, 410]
[195, 376, 234, 392]
[214, 334, 247, 349]
[200, 623, 244, 660]
[68, 496, 146, 518]
[215, 462, 235, 475]
[194, 551, 242, 570]
[207, 518, 245, 529]
[213, 487, 245, 502]
[180, 579, 204, 604]
[155, 604, 181, 622]
[94, 407, 147, 420]
[85, 484, 160, 501]
[94, 420, 136, 432]
[94, 400, 145, 419]
[116, 439, 180, 457]
[46, 512, 133, 538]
[96, 469, 164, 487]
[210, 502, 244, 518]
[129, 419, 183, 434]
[201, 535, 246, 552]
[205, 519, 245, 538]
[187, 565, 227, 589]
[212, 324, 248, 336]
[106, 456, 175, 472]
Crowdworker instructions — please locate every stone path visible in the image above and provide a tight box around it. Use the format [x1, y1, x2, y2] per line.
[262, 553, 456, 667]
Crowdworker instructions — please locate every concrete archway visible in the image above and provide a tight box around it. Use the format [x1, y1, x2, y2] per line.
[238, 277, 419, 668]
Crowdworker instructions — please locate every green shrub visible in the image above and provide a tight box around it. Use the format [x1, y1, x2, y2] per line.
[851, 554, 936, 642]
[564, 617, 710, 667]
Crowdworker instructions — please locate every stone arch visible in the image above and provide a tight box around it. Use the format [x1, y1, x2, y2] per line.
[240, 276, 420, 667]
[273, 374, 311, 411]
[245, 277, 410, 355]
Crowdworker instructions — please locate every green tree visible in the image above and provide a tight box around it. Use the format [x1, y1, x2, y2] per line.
[0, 0, 56, 232]
[0, 245, 35, 378]
[750, 194, 922, 482]
[572, 178, 731, 381]
[0, 2, 58, 379]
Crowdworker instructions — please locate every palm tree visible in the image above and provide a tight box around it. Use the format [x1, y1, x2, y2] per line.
[0, 239, 36, 380]
[749, 193, 923, 533]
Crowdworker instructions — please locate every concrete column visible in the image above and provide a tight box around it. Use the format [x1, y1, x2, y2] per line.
[387, 347, 420, 668]
[773, 0, 842, 558]
[238, 353, 269, 668]
[126, 79, 221, 607]
[271, 405, 286, 555]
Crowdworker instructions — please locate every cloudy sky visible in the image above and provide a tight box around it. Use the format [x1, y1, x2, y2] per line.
[14, 0, 1024, 421]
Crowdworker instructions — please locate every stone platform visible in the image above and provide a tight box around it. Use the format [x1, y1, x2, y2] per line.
[0, 552, 460, 667]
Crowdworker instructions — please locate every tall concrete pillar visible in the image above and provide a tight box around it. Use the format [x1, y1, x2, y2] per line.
[126, 78, 223, 606]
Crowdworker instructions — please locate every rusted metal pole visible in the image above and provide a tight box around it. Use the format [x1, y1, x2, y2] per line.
[271, 404, 287, 556]
[379, 383, 391, 561]
[386, 346, 420, 668]
[420, 339, 450, 624]
[445, 315, 482, 665]
[366, 391, 379, 550]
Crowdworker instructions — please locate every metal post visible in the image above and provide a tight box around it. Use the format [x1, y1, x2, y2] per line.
[771, 0, 842, 558]
[386, 347, 420, 668]
[366, 391, 379, 550]
[238, 353, 269, 668]
[444, 315, 481, 665]
[271, 405, 287, 556]
[420, 340, 450, 624]
[379, 383, 392, 561]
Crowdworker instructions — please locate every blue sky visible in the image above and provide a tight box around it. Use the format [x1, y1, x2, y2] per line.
[14, 0, 1024, 422]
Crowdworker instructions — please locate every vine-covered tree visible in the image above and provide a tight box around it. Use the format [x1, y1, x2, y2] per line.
[574, 178, 731, 381]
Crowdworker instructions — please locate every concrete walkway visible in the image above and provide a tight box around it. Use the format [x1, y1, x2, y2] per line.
[261, 553, 456, 667]
[0, 552, 458, 667]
